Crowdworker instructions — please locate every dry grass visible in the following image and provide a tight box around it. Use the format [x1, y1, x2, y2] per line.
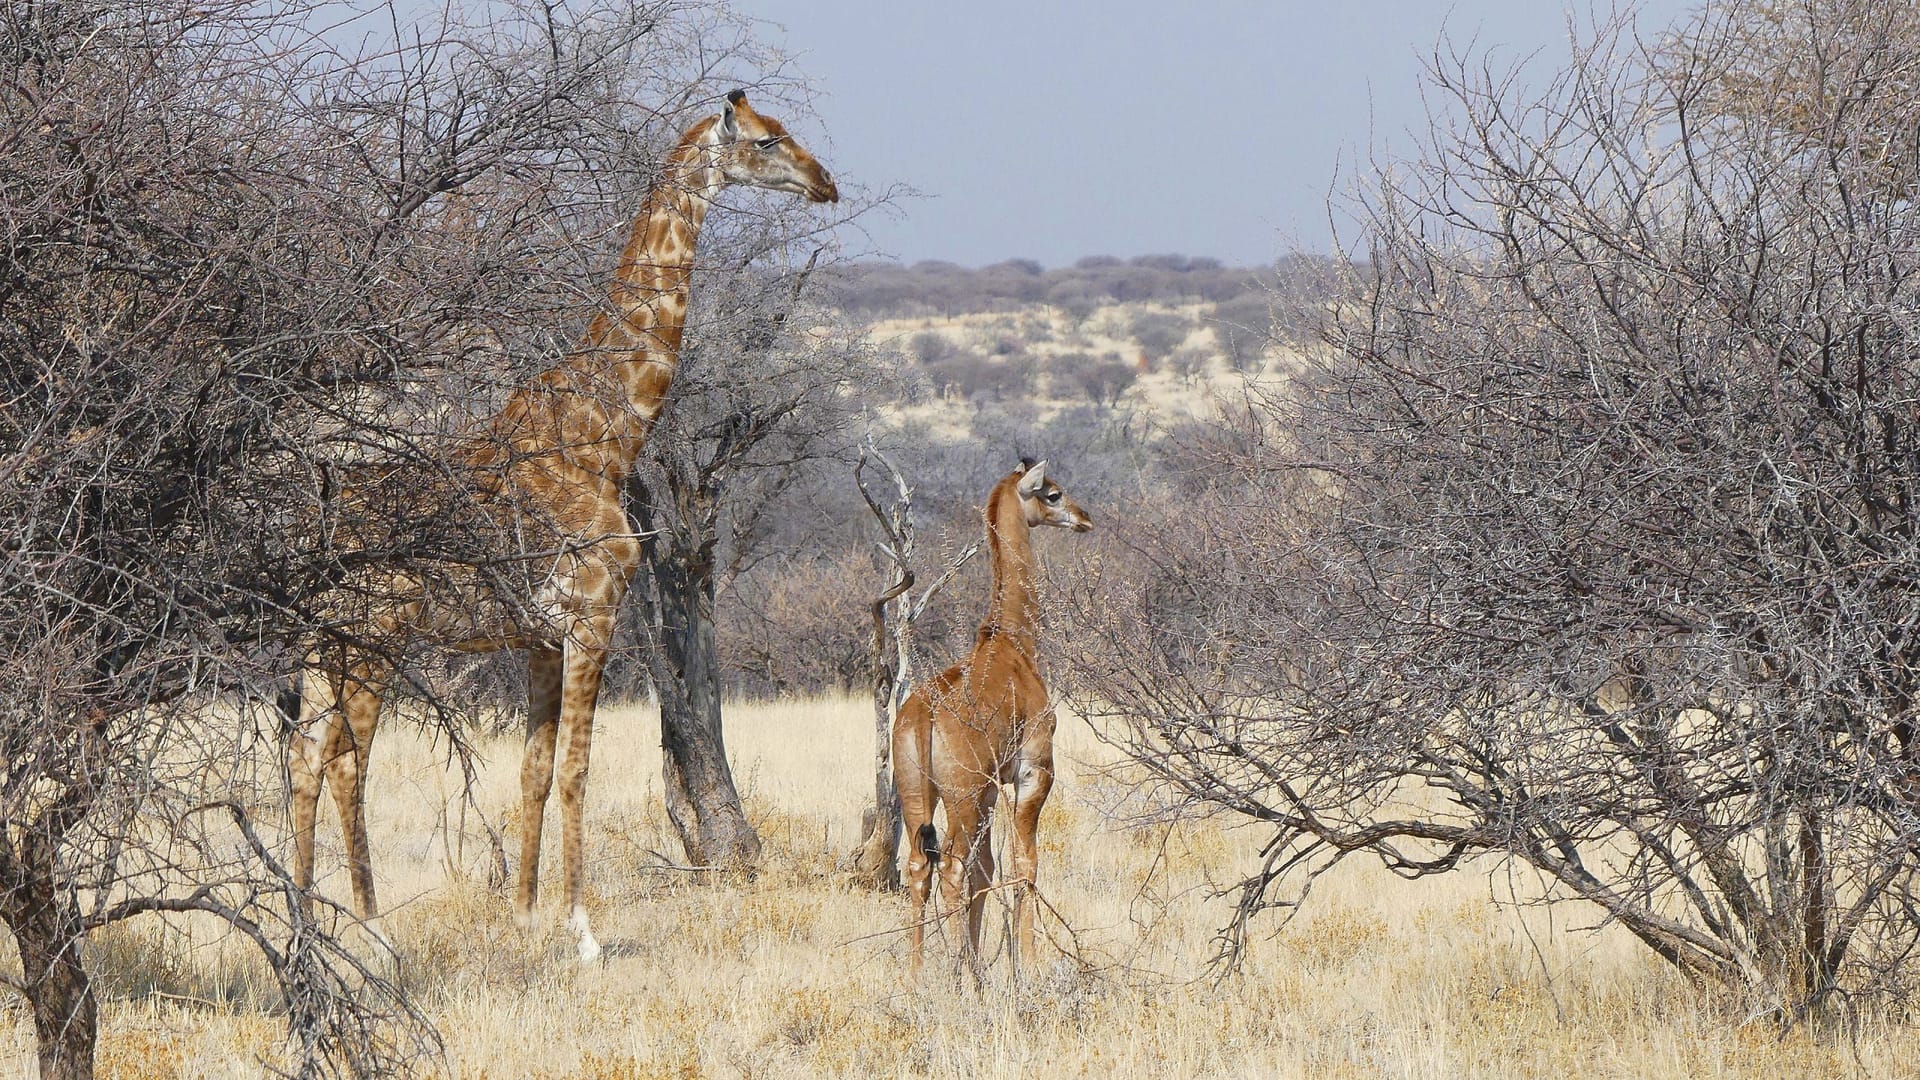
[6, 694, 1917, 1078]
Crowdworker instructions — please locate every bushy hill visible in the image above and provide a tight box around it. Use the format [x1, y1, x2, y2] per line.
[820, 251, 1346, 321]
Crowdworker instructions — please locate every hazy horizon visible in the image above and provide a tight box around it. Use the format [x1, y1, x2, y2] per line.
[737, 1, 1703, 269]
[840, 251, 1307, 272]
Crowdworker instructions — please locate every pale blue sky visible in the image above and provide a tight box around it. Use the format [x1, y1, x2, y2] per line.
[734, 1, 1703, 267]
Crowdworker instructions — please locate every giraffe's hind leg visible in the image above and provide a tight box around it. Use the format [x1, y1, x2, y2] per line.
[515, 647, 563, 932]
[938, 787, 994, 987]
[894, 698, 938, 977]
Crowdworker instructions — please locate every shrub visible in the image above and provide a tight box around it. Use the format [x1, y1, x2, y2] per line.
[1131, 310, 1192, 367]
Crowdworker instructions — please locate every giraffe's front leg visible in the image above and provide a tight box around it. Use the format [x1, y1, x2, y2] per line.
[556, 633, 610, 964]
[323, 654, 394, 950]
[964, 813, 996, 989]
[287, 658, 337, 919]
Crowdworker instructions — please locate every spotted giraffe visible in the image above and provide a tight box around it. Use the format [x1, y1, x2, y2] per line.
[289, 91, 837, 963]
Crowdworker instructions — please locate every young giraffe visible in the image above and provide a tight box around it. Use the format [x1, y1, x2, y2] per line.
[894, 459, 1093, 980]
[289, 91, 837, 963]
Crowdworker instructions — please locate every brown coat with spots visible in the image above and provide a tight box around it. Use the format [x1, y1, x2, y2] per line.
[289, 92, 836, 962]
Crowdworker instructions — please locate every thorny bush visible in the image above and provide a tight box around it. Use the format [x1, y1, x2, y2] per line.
[1058, 0, 1920, 1021]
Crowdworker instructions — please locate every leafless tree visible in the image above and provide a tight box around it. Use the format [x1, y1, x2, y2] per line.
[848, 439, 978, 889]
[1059, 0, 1920, 1021]
[0, 0, 798, 1075]
[624, 240, 889, 867]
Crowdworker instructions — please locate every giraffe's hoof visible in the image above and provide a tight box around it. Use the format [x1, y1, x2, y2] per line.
[569, 906, 601, 964]
[364, 916, 393, 952]
[360, 918, 401, 981]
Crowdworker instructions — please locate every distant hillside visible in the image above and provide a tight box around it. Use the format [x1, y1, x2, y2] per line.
[827, 254, 1352, 429]
[818, 252, 1347, 321]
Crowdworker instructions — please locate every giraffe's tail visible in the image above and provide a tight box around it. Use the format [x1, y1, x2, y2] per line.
[893, 688, 939, 871]
[274, 672, 303, 736]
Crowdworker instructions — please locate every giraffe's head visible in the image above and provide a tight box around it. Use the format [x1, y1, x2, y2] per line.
[710, 89, 839, 203]
[1013, 459, 1093, 532]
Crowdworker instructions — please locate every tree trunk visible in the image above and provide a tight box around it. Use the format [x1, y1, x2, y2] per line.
[1797, 804, 1831, 1013]
[851, 657, 902, 890]
[644, 525, 761, 869]
[849, 443, 919, 890]
[3, 853, 97, 1080]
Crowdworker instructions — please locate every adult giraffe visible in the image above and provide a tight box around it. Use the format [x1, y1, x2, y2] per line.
[894, 460, 1092, 980]
[290, 90, 837, 963]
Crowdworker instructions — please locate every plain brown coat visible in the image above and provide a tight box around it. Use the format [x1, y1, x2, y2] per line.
[893, 460, 1092, 978]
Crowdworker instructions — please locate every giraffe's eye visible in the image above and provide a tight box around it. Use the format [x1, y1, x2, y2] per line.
[754, 136, 783, 151]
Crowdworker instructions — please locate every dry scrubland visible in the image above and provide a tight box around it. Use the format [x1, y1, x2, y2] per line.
[866, 301, 1282, 434]
[0, 295, 1903, 1077]
[2, 696, 1914, 1078]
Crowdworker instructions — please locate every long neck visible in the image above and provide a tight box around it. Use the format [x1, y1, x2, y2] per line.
[981, 481, 1039, 652]
[573, 119, 725, 472]
[607, 120, 724, 414]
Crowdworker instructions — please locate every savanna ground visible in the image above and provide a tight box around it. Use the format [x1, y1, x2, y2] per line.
[4, 695, 1915, 1078]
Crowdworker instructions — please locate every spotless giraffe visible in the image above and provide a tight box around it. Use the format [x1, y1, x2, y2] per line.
[894, 460, 1092, 980]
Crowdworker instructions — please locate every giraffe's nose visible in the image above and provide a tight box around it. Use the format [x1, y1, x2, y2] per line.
[811, 166, 839, 203]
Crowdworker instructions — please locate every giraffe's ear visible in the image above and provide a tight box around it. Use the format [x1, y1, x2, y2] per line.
[1017, 460, 1047, 497]
[717, 100, 740, 142]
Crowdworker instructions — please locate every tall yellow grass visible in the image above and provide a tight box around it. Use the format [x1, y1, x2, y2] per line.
[5, 694, 1915, 1078]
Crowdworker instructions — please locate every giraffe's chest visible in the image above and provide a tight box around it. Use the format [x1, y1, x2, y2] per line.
[400, 531, 640, 652]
